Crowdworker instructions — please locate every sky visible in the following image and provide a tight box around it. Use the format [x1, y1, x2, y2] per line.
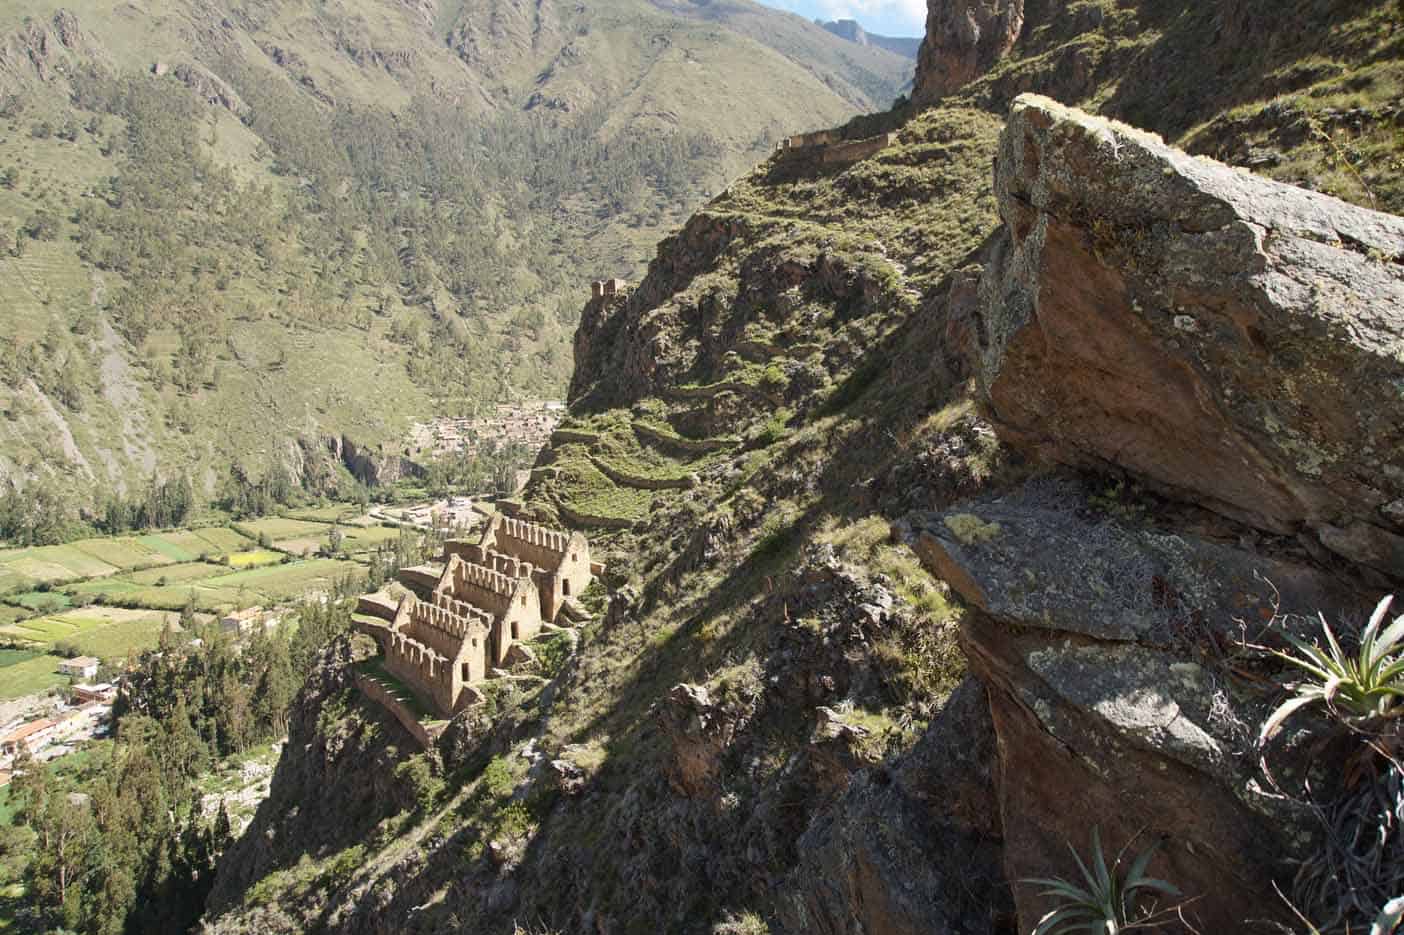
[753, 0, 926, 38]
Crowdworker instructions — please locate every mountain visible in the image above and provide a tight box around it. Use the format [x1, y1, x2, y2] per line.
[0, 0, 910, 526]
[819, 18, 921, 59]
[192, 1, 1404, 935]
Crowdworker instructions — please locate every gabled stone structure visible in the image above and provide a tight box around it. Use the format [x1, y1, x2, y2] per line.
[360, 515, 596, 718]
[470, 514, 593, 623]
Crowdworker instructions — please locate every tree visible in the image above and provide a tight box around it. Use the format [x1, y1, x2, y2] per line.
[27, 791, 96, 924]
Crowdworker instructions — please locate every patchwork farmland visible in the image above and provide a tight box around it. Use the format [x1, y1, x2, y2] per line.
[0, 507, 422, 698]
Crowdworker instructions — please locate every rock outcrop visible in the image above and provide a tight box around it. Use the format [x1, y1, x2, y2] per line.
[966, 94, 1404, 577]
[779, 679, 1010, 935]
[914, 93, 1404, 934]
[913, 0, 1025, 105]
[902, 479, 1366, 933]
[170, 63, 247, 116]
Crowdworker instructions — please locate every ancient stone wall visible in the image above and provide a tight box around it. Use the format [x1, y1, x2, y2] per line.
[384, 630, 455, 716]
[354, 671, 437, 748]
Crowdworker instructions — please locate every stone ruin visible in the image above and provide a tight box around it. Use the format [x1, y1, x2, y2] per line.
[590, 278, 628, 299]
[776, 129, 897, 166]
[356, 514, 598, 718]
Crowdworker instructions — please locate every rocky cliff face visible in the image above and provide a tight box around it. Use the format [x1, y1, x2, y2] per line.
[971, 96, 1404, 574]
[913, 0, 1025, 105]
[913, 93, 1402, 934]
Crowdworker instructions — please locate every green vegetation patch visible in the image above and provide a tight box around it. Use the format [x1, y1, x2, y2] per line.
[70, 537, 174, 571]
[286, 505, 366, 524]
[0, 648, 42, 668]
[0, 544, 121, 584]
[58, 617, 166, 662]
[202, 558, 362, 603]
[192, 528, 257, 555]
[2, 608, 171, 662]
[0, 652, 68, 700]
[337, 525, 406, 552]
[105, 585, 244, 613]
[0, 565, 33, 595]
[3, 590, 72, 614]
[66, 578, 144, 599]
[234, 517, 333, 542]
[136, 533, 204, 563]
[548, 456, 654, 524]
[126, 562, 229, 585]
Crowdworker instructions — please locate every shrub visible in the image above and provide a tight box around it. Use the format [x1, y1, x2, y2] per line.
[1022, 829, 1181, 935]
[393, 754, 443, 813]
[1260, 595, 1404, 744]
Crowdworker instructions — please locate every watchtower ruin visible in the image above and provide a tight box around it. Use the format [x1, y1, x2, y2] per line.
[590, 278, 628, 299]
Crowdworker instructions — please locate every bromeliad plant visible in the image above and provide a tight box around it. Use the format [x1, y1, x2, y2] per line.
[1259, 595, 1404, 745]
[1023, 828, 1183, 934]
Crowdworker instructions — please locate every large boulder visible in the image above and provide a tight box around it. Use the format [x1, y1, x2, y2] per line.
[913, 0, 1025, 106]
[968, 94, 1404, 577]
[901, 479, 1368, 933]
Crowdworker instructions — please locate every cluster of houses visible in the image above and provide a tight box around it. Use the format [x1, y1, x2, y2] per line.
[0, 677, 116, 781]
[1, 601, 294, 784]
[407, 402, 567, 462]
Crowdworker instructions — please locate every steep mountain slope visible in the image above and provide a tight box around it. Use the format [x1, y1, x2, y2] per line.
[0, 0, 909, 517]
[201, 2, 1404, 934]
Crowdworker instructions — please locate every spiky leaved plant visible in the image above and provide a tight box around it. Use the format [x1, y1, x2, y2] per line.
[1023, 828, 1182, 934]
[1260, 595, 1404, 745]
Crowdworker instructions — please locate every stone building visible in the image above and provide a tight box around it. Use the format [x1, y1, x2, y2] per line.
[362, 515, 596, 718]
[469, 514, 593, 623]
[590, 278, 628, 299]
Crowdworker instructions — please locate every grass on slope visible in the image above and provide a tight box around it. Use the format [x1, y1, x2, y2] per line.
[0, 649, 68, 700]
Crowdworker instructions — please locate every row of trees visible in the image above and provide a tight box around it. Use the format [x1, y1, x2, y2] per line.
[97, 473, 196, 535]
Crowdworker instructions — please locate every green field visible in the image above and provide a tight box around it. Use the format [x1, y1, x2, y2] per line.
[234, 517, 333, 542]
[127, 562, 229, 585]
[3, 590, 72, 614]
[286, 505, 369, 524]
[193, 528, 258, 554]
[338, 526, 404, 552]
[0, 565, 32, 595]
[0, 607, 172, 662]
[0, 545, 118, 584]
[0, 650, 69, 700]
[277, 524, 404, 557]
[70, 537, 175, 571]
[206, 558, 361, 602]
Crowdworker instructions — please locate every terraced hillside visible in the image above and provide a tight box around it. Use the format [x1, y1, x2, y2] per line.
[0, 0, 911, 516]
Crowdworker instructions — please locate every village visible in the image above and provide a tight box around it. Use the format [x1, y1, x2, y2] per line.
[406, 400, 567, 462]
[0, 602, 292, 787]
